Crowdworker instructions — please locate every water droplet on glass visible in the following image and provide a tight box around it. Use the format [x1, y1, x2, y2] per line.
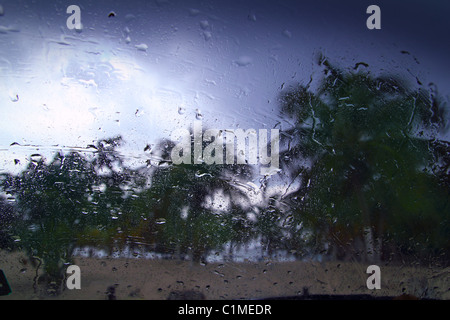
[189, 8, 200, 16]
[195, 109, 203, 120]
[178, 106, 186, 115]
[199, 20, 209, 30]
[234, 56, 252, 67]
[0, 25, 19, 34]
[195, 171, 213, 178]
[135, 43, 148, 52]
[9, 93, 19, 102]
[155, 218, 166, 225]
[203, 31, 212, 41]
[144, 144, 153, 153]
[135, 108, 145, 117]
[282, 29, 292, 38]
[125, 13, 136, 22]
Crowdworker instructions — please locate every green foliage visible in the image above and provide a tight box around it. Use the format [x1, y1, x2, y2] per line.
[0, 132, 255, 278]
[129, 136, 254, 261]
[0, 137, 134, 278]
[278, 57, 449, 263]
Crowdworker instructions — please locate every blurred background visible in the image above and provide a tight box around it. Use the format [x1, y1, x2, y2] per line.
[0, 0, 448, 299]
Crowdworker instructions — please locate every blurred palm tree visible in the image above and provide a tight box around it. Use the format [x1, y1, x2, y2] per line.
[277, 56, 449, 264]
[1, 152, 98, 288]
[0, 137, 136, 291]
[130, 133, 255, 262]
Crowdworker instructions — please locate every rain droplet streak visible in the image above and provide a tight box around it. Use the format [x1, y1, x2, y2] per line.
[195, 171, 213, 178]
[0, 26, 19, 34]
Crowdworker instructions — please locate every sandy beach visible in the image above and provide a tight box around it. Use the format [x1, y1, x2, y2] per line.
[0, 250, 448, 300]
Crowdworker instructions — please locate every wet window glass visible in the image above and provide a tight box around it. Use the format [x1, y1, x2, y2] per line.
[0, 0, 449, 301]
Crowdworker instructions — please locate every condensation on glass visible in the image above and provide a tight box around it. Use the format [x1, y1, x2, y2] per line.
[0, 0, 448, 300]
